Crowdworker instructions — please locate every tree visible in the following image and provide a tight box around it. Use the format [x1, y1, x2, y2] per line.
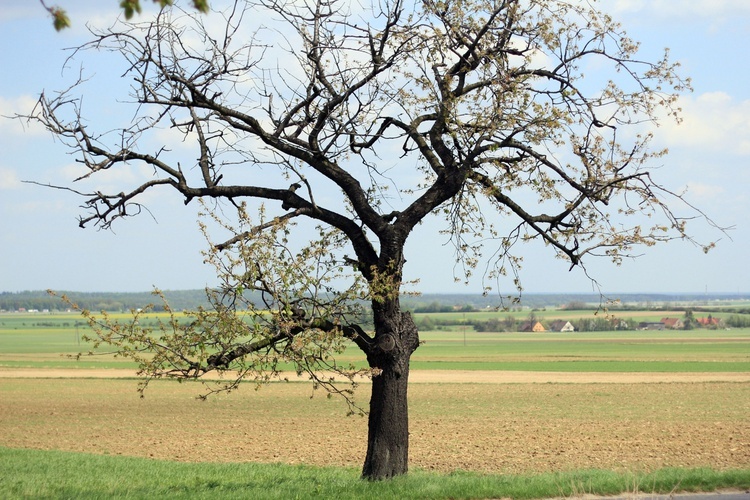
[683, 309, 695, 330]
[23, 0, 719, 480]
[502, 315, 518, 333]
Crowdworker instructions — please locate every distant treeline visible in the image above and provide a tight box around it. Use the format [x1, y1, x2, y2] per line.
[725, 315, 750, 328]
[403, 293, 750, 312]
[0, 290, 211, 312]
[2, 290, 750, 314]
[411, 302, 479, 313]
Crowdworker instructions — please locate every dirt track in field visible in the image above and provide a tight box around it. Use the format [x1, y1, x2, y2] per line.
[3, 367, 750, 384]
[1, 369, 749, 475]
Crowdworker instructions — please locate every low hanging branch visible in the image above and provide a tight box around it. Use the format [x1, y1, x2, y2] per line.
[53, 202, 378, 412]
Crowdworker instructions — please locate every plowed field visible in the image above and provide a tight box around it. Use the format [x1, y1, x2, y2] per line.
[1, 370, 748, 474]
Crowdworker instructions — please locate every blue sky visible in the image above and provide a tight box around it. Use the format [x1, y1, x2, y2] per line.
[1, 1, 748, 296]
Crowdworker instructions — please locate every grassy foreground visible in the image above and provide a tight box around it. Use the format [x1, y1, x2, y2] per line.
[2, 447, 749, 500]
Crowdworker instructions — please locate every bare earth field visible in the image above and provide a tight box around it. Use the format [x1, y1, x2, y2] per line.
[3, 368, 750, 383]
[1, 369, 749, 475]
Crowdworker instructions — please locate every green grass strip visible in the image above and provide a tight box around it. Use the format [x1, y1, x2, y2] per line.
[2, 447, 749, 499]
[409, 360, 750, 372]
[0, 360, 138, 369]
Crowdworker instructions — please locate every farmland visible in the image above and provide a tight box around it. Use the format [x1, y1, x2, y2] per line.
[2, 377, 750, 474]
[1, 308, 749, 497]
[2, 310, 750, 373]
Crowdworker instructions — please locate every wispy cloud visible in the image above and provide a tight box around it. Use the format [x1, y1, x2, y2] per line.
[0, 95, 47, 138]
[0, 4, 40, 23]
[685, 181, 725, 200]
[0, 167, 21, 190]
[612, 0, 750, 18]
[656, 92, 750, 156]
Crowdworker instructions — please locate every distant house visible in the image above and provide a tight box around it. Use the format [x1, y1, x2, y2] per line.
[548, 320, 576, 332]
[697, 317, 721, 327]
[519, 321, 546, 332]
[612, 318, 632, 330]
[638, 321, 665, 331]
[661, 317, 684, 329]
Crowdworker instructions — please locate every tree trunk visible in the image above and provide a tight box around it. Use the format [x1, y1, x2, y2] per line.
[361, 304, 419, 480]
[361, 352, 411, 479]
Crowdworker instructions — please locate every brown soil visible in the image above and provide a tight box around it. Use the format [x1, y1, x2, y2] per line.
[1, 370, 749, 475]
[3, 367, 750, 384]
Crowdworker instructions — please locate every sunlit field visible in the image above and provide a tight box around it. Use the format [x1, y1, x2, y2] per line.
[1, 310, 749, 498]
[2, 311, 750, 372]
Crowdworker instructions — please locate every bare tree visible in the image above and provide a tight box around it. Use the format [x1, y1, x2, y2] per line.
[24, 0, 719, 480]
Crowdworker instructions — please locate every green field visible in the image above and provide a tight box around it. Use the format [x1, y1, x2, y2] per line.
[2, 311, 749, 372]
[411, 329, 750, 371]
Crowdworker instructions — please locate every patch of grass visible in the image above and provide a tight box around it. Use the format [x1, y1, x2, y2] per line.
[0, 358, 138, 369]
[2, 447, 749, 499]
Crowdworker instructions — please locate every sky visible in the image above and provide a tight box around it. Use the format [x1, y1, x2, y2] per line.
[1, 0, 749, 297]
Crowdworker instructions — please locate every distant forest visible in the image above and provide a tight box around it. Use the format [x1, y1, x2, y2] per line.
[0, 290, 210, 313]
[1, 289, 749, 313]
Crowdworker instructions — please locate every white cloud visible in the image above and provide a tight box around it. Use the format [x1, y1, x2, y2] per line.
[0, 167, 21, 190]
[612, 0, 750, 19]
[656, 92, 750, 156]
[58, 161, 157, 187]
[54, 160, 183, 211]
[607, 0, 750, 36]
[0, 5, 38, 23]
[8, 198, 68, 215]
[685, 181, 725, 200]
[0, 95, 47, 138]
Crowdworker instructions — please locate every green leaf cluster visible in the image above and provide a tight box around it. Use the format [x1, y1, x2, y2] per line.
[46, 0, 210, 30]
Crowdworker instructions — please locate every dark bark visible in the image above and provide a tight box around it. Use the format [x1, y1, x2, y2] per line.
[362, 356, 411, 479]
[361, 301, 420, 480]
